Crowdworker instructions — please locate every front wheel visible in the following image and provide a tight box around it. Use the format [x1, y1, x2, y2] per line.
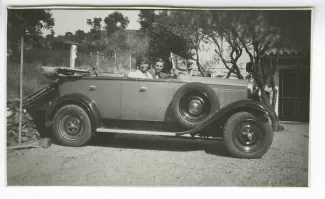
[223, 112, 273, 159]
[53, 104, 93, 147]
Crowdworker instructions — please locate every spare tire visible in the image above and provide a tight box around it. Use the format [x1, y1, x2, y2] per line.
[171, 82, 220, 129]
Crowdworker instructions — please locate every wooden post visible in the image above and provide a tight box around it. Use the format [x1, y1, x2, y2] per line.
[70, 45, 77, 69]
[114, 52, 116, 67]
[96, 51, 99, 72]
[19, 36, 24, 144]
[114, 51, 117, 68]
[107, 51, 109, 72]
[129, 53, 132, 71]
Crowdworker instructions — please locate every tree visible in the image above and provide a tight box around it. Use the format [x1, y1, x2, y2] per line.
[232, 10, 311, 130]
[86, 17, 102, 40]
[147, 10, 208, 73]
[138, 10, 156, 32]
[162, 10, 211, 76]
[7, 9, 54, 57]
[147, 22, 192, 71]
[159, 10, 246, 79]
[65, 31, 73, 38]
[126, 30, 149, 59]
[75, 30, 86, 41]
[204, 11, 245, 79]
[86, 17, 102, 32]
[43, 30, 55, 49]
[104, 11, 129, 36]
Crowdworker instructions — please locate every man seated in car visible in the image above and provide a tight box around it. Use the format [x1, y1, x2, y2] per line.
[150, 58, 177, 79]
[127, 56, 153, 79]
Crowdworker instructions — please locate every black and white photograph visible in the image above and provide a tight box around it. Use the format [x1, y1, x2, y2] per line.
[3, 2, 315, 190]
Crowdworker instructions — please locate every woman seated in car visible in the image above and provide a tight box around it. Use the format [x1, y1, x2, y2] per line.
[127, 56, 153, 79]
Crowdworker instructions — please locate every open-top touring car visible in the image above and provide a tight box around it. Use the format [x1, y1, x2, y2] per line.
[23, 58, 275, 159]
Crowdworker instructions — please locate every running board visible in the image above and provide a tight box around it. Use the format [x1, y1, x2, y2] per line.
[96, 127, 221, 140]
[96, 128, 181, 137]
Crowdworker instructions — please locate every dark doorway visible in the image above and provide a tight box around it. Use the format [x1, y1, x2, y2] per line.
[279, 69, 310, 122]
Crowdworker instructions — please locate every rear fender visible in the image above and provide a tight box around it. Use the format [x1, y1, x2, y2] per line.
[176, 100, 275, 136]
[45, 93, 102, 134]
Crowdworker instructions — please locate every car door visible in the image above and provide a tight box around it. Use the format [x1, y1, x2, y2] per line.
[58, 77, 122, 119]
[136, 79, 175, 121]
[120, 79, 140, 120]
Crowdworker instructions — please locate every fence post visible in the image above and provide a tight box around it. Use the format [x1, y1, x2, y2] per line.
[96, 51, 99, 72]
[19, 36, 24, 144]
[114, 51, 117, 72]
[70, 45, 77, 69]
[129, 53, 132, 71]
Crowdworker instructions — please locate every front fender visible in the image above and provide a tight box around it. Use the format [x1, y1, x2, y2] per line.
[214, 100, 274, 124]
[45, 93, 102, 133]
[176, 100, 275, 136]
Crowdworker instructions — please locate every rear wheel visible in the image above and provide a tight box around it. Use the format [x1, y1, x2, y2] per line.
[53, 104, 92, 147]
[223, 112, 273, 159]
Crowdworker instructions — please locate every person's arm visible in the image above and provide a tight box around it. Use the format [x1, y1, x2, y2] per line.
[170, 68, 178, 78]
[128, 70, 144, 78]
[159, 72, 177, 79]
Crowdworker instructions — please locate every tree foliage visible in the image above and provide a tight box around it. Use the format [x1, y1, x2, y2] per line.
[7, 9, 55, 57]
[7, 9, 54, 38]
[138, 10, 193, 71]
[138, 10, 155, 32]
[104, 11, 130, 36]
[158, 10, 211, 76]
[86, 17, 102, 40]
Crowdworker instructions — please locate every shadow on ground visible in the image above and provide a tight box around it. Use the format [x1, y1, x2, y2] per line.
[89, 133, 231, 157]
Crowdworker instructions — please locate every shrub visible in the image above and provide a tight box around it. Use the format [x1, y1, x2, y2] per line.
[7, 61, 52, 100]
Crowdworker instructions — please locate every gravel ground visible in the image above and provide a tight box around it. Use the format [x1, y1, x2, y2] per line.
[6, 122, 309, 186]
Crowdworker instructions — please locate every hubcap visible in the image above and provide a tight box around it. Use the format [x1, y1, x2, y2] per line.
[239, 124, 257, 145]
[59, 114, 84, 141]
[179, 91, 210, 122]
[188, 99, 203, 115]
[66, 118, 81, 134]
[233, 120, 263, 153]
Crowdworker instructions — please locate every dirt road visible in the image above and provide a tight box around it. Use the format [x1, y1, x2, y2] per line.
[6, 123, 309, 186]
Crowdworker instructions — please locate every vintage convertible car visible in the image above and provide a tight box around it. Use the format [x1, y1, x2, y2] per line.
[23, 66, 274, 159]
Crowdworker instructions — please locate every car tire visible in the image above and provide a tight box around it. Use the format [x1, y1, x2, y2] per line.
[171, 82, 220, 129]
[53, 104, 92, 147]
[223, 112, 273, 159]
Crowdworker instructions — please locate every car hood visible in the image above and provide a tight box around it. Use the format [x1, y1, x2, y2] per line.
[178, 75, 249, 87]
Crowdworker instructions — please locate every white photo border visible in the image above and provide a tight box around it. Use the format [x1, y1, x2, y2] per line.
[1, 0, 324, 198]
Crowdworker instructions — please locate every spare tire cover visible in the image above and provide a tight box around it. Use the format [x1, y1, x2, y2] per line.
[171, 82, 220, 130]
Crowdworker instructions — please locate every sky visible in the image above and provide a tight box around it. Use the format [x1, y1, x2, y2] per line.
[43, 10, 141, 36]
